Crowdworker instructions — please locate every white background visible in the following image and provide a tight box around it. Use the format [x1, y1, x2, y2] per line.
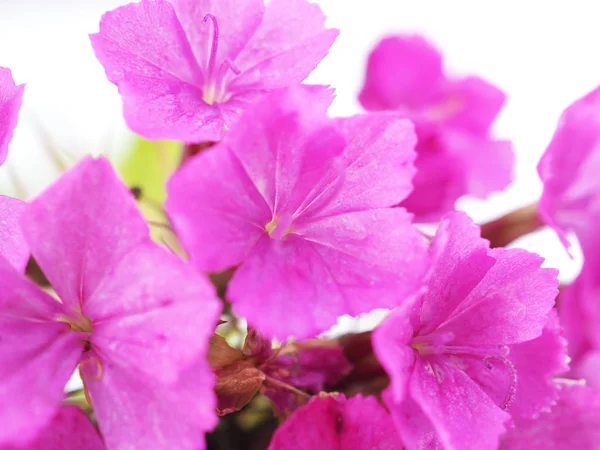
[2, 0, 599, 281]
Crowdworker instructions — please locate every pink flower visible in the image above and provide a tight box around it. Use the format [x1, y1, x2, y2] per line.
[538, 86, 600, 260]
[267, 394, 402, 449]
[2, 406, 104, 450]
[558, 269, 600, 389]
[359, 36, 513, 222]
[501, 383, 600, 450]
[0, 67, 24, 165]
[91, 0, 338, 143]
[0, 196, 28, 272]
[373, 212, 562, 449]
[0, 157, 221, 449]
[166, 86, 430, 340]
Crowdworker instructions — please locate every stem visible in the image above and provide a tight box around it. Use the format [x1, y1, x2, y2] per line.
[263, 375, 311, 400]
[480, 203, 542, 248]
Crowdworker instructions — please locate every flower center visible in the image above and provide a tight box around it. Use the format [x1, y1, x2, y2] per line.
[202, 14, 242, 105]
[265, 215, 294, 240]
[60, 310, 93, 334]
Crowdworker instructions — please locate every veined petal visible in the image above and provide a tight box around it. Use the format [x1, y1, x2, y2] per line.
[0, 67, 24, 165]
[21, 157, 149, 312]
[2, 406, 105, 450]
[231, 0, 338, 90]
[82, 358, 216, 450]
[86, 242, 221, 384]
[0, 196, 28, 272]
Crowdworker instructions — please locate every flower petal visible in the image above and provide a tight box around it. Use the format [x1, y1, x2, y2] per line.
[231, 0, 338, 90]
[86, 242, 221, 384]
[318, 113, 417, 215]
[0, 196, 28, 272]
[82, 358, 216, 450]
[0, 67, 24, 165]
[268, 394, 401, 450]
[395, 358, 509, 450]
[0, 260, 83, 446]
[91, 0, 224, 142]
[359, 35, 444, 111]
[2, 406, 105, 450]
[436, 247, 559, 346]
[21, 157, 149, 311]
[418, 211, 495, 336]
[171, 0, 264, 69]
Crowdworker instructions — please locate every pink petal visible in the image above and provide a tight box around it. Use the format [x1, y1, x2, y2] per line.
[86, 242, 221, 384]
[0, 196, 29, 272]
[21, 157, 149, 312]
[166, 86, 342, 273]
[391, 358, 510, 450]
[443, 76, 506, 133]
[171, 0, 264, 69]
[3, 406, 104, 450]
[538, 86, 600, 256]
[502, 383, 600, 450]
[0, 260, 84, 446]
[82, 358, 216, 450]
[359, 35, 445, 112]
[229, 208, 428, 340]
[372, 302, 420, 404]
[231, 0, 338, 90]
[418, 211, 495, 336]
[320, 113, 417, 215]
[268, 394, 402, 450]
[435, 246, 559, 346]
[0, 67, 24, 165]
[91, 0, 224, 142]
[506, 310, 568, 419]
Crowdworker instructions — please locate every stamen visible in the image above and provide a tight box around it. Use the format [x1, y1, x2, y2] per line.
[483, 355, 517, 410]
[203, 14, 220, 80]
[223, 59, 241, 76]
[79, 358, 104, 382]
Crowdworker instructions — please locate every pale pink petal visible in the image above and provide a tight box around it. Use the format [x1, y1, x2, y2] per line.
[320, 113, 417, 215]
[86, 242, 221, 384]
[268, 394, 401, 450]
[21, 157, 149, 312]
[91, 0, 224, 142]
[171, 0, 264, 69]
[418, 211, 495, 336]
[397, 358, 510, 450]
[502, 383, 600, 450]
[570, 350, 600, 389]
[82, 358, 216, 450]
[359, 35, 445, 111]
[0, 260, 83, 446]
[0, 196, 28, 272]
[3, 406, 105, 450]
[538, 86, 600, 255]
[443, 76, 506, 133]
[0, 67, 24, 165]
[436, 247, 559, 346]
[231, 0, 338, 90]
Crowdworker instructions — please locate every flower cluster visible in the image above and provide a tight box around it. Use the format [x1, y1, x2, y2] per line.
[1, 1, 599, 449]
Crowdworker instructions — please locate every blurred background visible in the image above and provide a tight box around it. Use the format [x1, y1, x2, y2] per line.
[1, 0, 600, 283]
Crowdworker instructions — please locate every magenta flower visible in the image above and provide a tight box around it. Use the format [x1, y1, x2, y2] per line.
[0, 157, 221, 449]
[538, 86, 600, 260]
[91, 0, 338, 143]
[501, 383, 600, 450]
[359, 35, 513, 222]
[373, 211, 562, 449]
[2, 406, 104, 450]
[268, 394, 402, 449]
[0, 196, 28, 272]
[0, 67, 24, 165]
[166, 86, 429, 340]
[559, 269, 600, 389]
